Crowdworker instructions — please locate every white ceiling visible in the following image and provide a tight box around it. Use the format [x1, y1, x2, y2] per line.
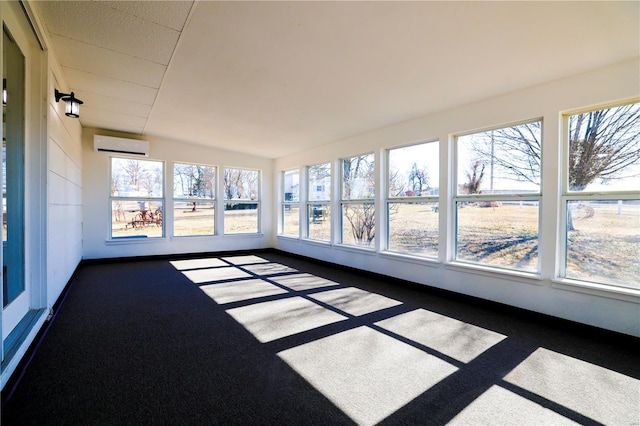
[35, 1, 639, 159]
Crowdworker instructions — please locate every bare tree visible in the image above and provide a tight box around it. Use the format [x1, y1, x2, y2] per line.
[462, 160, 485, 195]
[408, 162, 430, 196]
[122, 160, 147, 191]
[388, 167, 406, 197]
[568, 104, 640, 190]
[468, 103, 639, 229]
[223, 168, 245, 200]
[344, 203, 375, 245]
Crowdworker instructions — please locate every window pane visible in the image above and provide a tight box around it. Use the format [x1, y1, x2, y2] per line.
[224, 203, 258, 234]
[308, 204, 331, 241]
[342, 154, 375, 200]
[309, 163, 331, 201]
[388, 202, 438, 257]
[282, 205, 300, 237]
[283, 170, 299, 202]
[565, 200, 639, 288]
[173, 163, 215, 199]
[111, 158, 163, 198]
[111, 200, 163, 238]
[342, 203, 375, 247]
[389, 142, 439, 197]
[223, 168, 259, 201]
[567, 103, 640, 192]
[456, 201, 539, 272]
[457, 121, 541, 195]
[174, 201, 214, 236]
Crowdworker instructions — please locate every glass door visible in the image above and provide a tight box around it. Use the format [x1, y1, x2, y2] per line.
[2, 26, 27, 341]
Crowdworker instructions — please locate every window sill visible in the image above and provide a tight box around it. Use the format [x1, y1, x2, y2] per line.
[301, 238, 332, 248]
[552, 278, 640, 303]
[277, 234, 300, 242]
[221, 233, 264, 238]
[380, 251, 440, 267]
[106, 237, 165, 245]
[445, 261, 543, 285]
[334, 243, 377, 255]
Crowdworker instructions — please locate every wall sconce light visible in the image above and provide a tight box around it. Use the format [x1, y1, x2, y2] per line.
[55, 89, 83, 118]
[3, 79, 7, 106]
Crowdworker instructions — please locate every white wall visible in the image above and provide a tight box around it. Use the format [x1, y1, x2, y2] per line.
[82, 128, 274, 259]
[47, 62, 84, 307]
[274, 59, 640, 337]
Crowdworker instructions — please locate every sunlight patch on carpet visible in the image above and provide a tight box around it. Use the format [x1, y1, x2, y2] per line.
[503, 347, 640, 425]
[241, 262, 299, 276]
[270, 273, 340, 291]
[226, 297, 347, 342]
[309, 287, 402, 316]
[200, 279, 288, 304]
[170, 258, 228, 270]
[222, 255, 269, 265]
[448, 385, 580, 425]
[375, 309, 506, 363]
[278, 326, 458, 426]
[181, 266, 252, 284]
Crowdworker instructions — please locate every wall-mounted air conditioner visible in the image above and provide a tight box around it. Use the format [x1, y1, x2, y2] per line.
[93, 135, 149, 157]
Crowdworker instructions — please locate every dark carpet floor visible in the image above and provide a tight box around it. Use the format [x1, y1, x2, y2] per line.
[2, 250, 638, 425]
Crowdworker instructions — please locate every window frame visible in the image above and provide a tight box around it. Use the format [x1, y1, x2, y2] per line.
[452, 118, 543, 274]
[222, 167, 261, 235]
[280, 168, 300, 238]
[109, 156, 165, 240]
[558, 101, 640, 290]
[172, 161, 217, 238]
[305, 162, 332, 243]
[385, 140, 440, 259]
[340, 152, 376, 249]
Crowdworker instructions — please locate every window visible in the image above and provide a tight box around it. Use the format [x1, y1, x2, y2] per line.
[281, 169, 300, 238]
[223, 168, 260, 234]
[341, 153, 375, 247]
[454, 120, 542, 272]
[110, 157, 164, 238]
[562, 102, 640, 289]
[387, 142, 439, 258]
[307, 163, 331, 242]
[173, 163, 216, 237]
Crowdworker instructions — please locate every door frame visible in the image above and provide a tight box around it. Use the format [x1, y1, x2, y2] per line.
[0, 0, 47, 365]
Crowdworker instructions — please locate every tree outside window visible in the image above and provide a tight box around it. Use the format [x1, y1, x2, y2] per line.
[341, 153, 375, 247]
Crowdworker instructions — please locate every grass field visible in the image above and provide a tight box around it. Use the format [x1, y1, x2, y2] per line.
[111, 204, 259, 237]
[565, 202, 639, 287]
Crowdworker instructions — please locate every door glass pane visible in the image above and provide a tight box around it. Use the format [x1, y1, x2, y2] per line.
[3, 28, 25, 307]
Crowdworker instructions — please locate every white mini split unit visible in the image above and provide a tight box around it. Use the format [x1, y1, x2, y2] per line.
[93, 135, 149, 157]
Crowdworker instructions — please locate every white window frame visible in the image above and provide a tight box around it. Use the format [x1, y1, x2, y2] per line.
[385, 140, 440, 259]
[222, 167, 261, 235]
[452, 119, 543, 274]
[280, 168, 300, 238]
[558, 101, 640, 291]
[109, 156, 165, 240]
[305, 162, 332, 243]
[172, 162, 216, 237]
[340, 152, 376, 249]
